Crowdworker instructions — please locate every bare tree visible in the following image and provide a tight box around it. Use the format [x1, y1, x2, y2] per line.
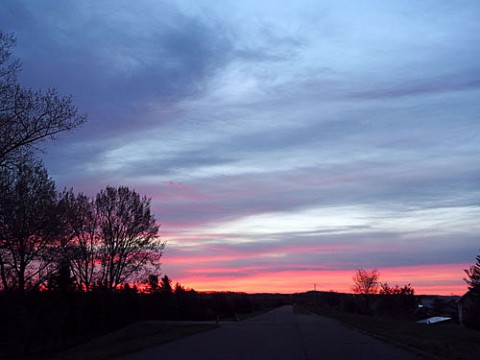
[0, 32, 21, 83]
[58, 190, 100, 291]
[95, 186, 164, 290]
[352, 269, 380, 295]
[0, 31, 85, 166]
[0, 158, 60, 292]
[56, 187, 165, 292]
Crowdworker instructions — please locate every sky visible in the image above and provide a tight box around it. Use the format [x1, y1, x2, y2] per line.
[1, 0, 479, 295]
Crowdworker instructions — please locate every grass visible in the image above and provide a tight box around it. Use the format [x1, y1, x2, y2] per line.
[49, 308, 276, 359]
[303, 305, 480, 360]
[49, 321, 216, 360]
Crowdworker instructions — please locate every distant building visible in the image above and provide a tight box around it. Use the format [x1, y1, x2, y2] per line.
[417, 295, 459, 319]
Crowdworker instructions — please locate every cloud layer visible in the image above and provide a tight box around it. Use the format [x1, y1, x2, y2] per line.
[1, 0, 479, 294]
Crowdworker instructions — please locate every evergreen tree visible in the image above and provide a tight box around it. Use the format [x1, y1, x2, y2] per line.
[465, 252, 480, 295]
[146, 274, 159, 293]
[160, 275, 173, 293]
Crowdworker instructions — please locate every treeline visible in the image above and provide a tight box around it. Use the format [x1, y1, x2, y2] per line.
[0, 30, 166, 293]
[295, 269, 419, 320]
[0, 158, 164, 293]
[296, 290, 418, 319]
[0, 158, 170, 359]
[0, 30, 179, 359]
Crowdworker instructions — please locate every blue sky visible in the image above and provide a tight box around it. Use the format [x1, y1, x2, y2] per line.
[1, 0, 479, 293]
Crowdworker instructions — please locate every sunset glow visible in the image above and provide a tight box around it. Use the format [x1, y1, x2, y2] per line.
[2, 0, 479, 296]
[164, 252, 470, 295]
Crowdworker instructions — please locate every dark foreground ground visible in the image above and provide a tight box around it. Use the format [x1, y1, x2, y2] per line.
[118, 305, 424, 360]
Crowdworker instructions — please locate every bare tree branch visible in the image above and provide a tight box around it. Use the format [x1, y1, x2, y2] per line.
[0, 31, 85, 167]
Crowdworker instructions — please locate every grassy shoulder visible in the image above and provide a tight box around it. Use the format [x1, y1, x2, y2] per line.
[50, 321, 216, 360]
[50, 307, 278, 360]
[302, 305, 480, 360]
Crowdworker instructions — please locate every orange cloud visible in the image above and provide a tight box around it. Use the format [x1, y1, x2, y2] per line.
[171, 263, 469, 295]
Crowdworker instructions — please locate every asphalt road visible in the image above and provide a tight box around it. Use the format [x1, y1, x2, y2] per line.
[117, 305, 424, 360]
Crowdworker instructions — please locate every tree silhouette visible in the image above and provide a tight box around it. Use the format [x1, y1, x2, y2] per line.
[95, 186, 164, 290]
[57, 190, 100, 291]
[46, 257, 76, 292]
[352, 269, 380, 294]
[146, 274, 159, 293]
[0, 158, 60, 291]
[464, 252, 480, 295]
[379, 283, 414, 296]
[0, 31, 85, 167]
[160, 275, 173, 293]
[43, 187, 166, 292]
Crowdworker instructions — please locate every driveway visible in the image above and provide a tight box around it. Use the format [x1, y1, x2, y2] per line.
[117, 305, 424, 360]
